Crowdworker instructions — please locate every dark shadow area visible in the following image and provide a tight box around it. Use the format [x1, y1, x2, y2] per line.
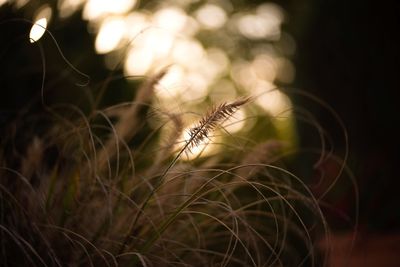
[290, 0, 400, 265]
[291, 0, 400, 232]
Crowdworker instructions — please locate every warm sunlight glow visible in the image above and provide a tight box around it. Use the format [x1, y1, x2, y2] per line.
[181, 16, 199, 36]
[0, 0, 7, 7]
[95, 17, 125, 54]
[237, 5, 283, 40]
[179, 125, 218, 161]
[124, 46, 154, 76]
[142, 30, 175, 60]
[222, 109, 246, 133]
[29, 18, 47, 43]
[252, 54, 277, 82]
[230, 61, 258, 89]
[58, 0, 85, 18]
[153, 7, 188, 33]
[124, 12, 150, 39]
[172, 39, 204, 68]
[203, 48, 229, 79]
[257, 3, 284, 24]
[53, 0, 294, 120]
[183, 72, 208, 101]
[83, 0, 137, 20]
[34, 5, 52, 23]
[195, 4, 227, 30]
[155, 65, 186, 99]
[254, 81, 292, 119]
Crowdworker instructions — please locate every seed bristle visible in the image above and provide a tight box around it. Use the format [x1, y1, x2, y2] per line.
[185, 97, 251, 152]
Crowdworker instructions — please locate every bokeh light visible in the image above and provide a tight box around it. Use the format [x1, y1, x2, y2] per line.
[153, 7, 188, 33]
[83, 0, 137, 20]
[95, 17, 125, 54]
[18, 0, 298, 158]
[236, 4, 283, 40]
[195, 4, 227, 30]
[222, 109, 246, 133]
[34, 4, 52, 23]
[125, 46, 154, 76]
[179, 124, 219, 161]
[29, 18, 47, 43]
[58, 0, 84, 18]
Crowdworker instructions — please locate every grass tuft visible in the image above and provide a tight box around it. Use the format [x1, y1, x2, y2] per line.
[0, 16, 358, 267]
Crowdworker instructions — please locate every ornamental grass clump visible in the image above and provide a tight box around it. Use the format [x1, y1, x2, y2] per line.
[0, 16, 357, 267]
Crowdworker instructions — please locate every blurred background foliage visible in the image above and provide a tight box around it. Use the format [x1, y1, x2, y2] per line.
[1, 0, 298, 164]
[1, 0, 399, 244]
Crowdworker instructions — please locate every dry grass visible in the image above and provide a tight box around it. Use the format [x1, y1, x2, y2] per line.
[0, 19, 358, 267]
